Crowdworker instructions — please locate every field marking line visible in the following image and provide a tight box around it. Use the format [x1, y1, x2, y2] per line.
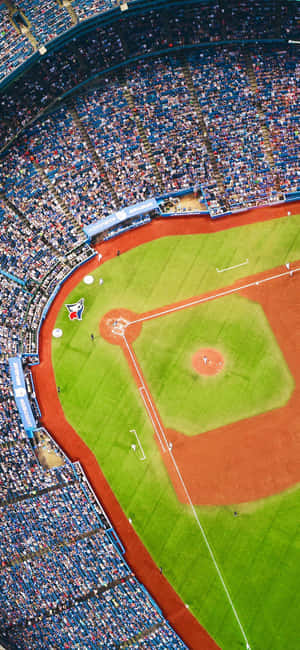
[167, 444, 252, 650]
[129, 264, 300, 327]
[139, 389, 166, 454]
[216, 258, 249, 273]
[130, 429, 146, 460]
[121, 333, 166, 453]
[123, 335, 251, 649]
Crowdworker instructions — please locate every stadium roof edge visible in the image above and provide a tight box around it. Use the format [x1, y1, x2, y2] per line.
[0, 0, 213, 92]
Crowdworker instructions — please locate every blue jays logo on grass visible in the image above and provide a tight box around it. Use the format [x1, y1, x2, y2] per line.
[65, 298, 85, 321]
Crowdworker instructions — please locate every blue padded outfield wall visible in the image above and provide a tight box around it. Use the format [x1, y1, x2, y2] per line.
[8, 356, 36, 436]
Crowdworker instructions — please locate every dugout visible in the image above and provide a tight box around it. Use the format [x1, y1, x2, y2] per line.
[83, 198, 160, 244]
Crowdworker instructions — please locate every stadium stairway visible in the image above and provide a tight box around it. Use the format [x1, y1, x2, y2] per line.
[181, 55, 229, 210]
[32, 157, 85, 235]
[10, 4, 39, 50]
[1, 525, 103, 570]
[114, 20, 130, 59]
[243, 50, 282, 193]
[68, 103, 121, 209]
[63, 0, 78, 26]
[0, 192, 62, 261]
[4, 0, 38, 51]
[10, 2, 38, 52]
[17, 19, 38, 52]
[0, 192, 29, 229]
[215, 0, 228, 40]
[119, 622, 167, 649]
[120, 75, 165, 193]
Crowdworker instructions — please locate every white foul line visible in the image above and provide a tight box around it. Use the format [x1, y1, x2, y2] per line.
[129, 265, 300, 327]
[130, 429, 146, 460]
[139, 388, 166, 453]
[167, 445, 252, 650]
[216, 258, 249, 273]
[122, 334, 166, 453]
[123, 332, 251, 649]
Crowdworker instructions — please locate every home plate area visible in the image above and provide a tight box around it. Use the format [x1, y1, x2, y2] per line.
[100, 309, 142, 345]
[110, 316, 129, 336]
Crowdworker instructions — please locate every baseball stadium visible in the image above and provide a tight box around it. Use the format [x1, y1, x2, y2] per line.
[0, 1, 299, 649]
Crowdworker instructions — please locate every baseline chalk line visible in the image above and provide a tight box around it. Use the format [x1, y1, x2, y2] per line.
[216, 259, 249, 273]
[139, 388, 166, 454]
[129, 264, 300, 327]
[122, 333, 166, 452]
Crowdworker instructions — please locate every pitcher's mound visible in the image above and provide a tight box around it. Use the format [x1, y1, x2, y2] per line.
[192, 348, 224, 376]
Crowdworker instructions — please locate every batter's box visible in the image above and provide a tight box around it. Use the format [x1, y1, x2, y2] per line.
[110, 317, 130, 336]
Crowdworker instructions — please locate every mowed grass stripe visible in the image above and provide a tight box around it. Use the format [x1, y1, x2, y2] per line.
[53, 214, 300, 650]
[134, 294, 294, 435]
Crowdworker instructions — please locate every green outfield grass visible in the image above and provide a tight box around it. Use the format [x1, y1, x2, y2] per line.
[133, 294, 294, 435]
[53, 214, 300, 650]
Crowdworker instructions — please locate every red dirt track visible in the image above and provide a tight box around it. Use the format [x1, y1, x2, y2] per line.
[31, 202, 299, 650]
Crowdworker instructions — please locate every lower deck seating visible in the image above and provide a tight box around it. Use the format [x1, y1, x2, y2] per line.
[189, 48, 280, 210]
[251, 48, 299, 193]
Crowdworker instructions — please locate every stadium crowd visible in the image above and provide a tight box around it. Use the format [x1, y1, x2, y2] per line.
[0, 483, 102, 565]
[0, 363, 25, 443]
[0, 441, 77, 503]
[188, 48, 280, 208]
[76, 83, 158, 208]
[0, 355, 187, 647]
[0, 151, 85, 252]
[0, 199, 60, 283]
[125, 57, 215, 197]
[4, 580, 187, 649]
[0, 0, 299, 137]
[0, 1, 33, 81]
[0, 0, 299, 85]
[1, 47, 298, 220]
[251, 48, 299, 193]
[17, 0, 72, 44]
[72, 0, 116, 22]
[0, 533, 131, 628]
[0, 2, 299, 647]
[0, 277, 28, 350]
[17, 106, 117, 223]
